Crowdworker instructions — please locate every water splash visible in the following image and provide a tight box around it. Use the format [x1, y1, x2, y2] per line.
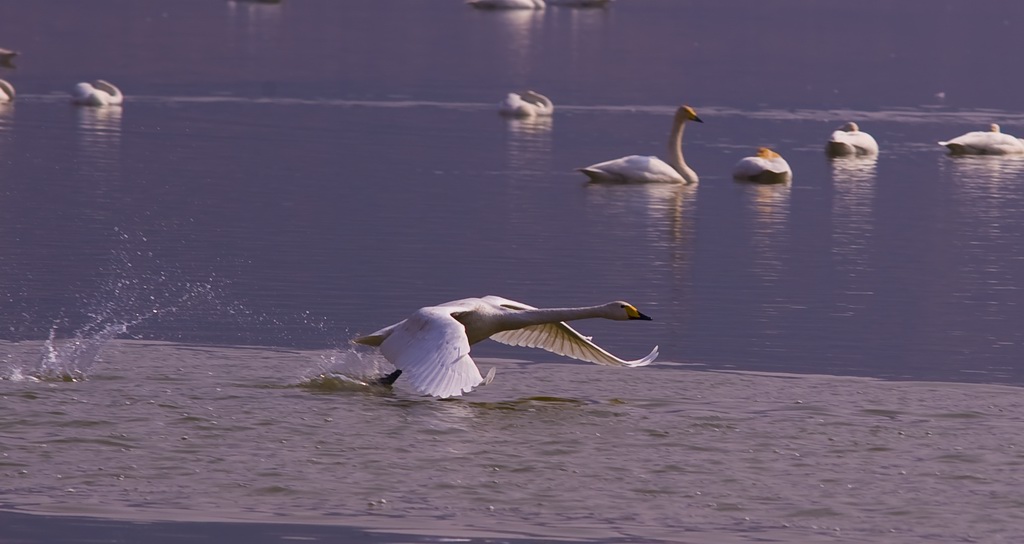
[298, 347, 393, 393]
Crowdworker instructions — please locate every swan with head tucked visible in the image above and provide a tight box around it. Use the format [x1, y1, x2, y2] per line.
[0, 79, 13, 102]
[468, 0, 544, 9]
[733, 147, 792, 184]
[352, 295, 658, 398]
[499, 90, 554, 118]
[938, 124, 1024, 155]
[71, 80, 124, 106]
[826, 122, 878, 157]
[578, 105, 703, 184]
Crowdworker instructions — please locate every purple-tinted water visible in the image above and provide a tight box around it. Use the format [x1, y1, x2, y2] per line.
[2, 0, 1024, 542]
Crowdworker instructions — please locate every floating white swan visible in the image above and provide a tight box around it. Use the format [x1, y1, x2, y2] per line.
[0, 79, 13, 102]
[938, 124, 1024, 155]
[578, 105, 703, 184]
[499, 90, 554, 118]
[826, 122, 878, 157]
[71, 80, 124, 107]
[353, 295, 658, 398]
[468, 0, 545, 9]
[733, 147, 792, 184]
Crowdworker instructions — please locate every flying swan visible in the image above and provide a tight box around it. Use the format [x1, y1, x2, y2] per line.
[468, 0, 545, 9]
[499, 90, 554, 118]
[938, 124, 1024, 155]
[826, 122, 879, 157]
[352, 296, 659, 398]
[71, 80, 124, 106]
[578, 105, 703, 184]
[0, 79, 13, 102]
[733, 147, 792, 184]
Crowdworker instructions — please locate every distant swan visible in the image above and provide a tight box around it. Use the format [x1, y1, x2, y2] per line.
[733, 147, 792, 184]
[0, 79, 13, 102]
[826, 122, 879, 157]
[468, 0, 545, 9]
[71, 80, 124, 107]
[353, 295, 658, 398]
[499, 90, 554, 118]
[0, 48, 17, 67]
[938, 124, 1024, 155]
[578, 105, 703, 184]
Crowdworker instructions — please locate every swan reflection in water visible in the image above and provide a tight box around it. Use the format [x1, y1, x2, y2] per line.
[505, 115, 552, 174]
[738, 182, 791, 283]
[830, 155, 878, 281]
[942, 154, 1024, 228]
[76, 106, 123, 179]
[479, 9, 544, 81]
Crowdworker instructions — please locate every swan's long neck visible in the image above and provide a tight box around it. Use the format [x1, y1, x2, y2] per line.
[667, 119, 697, 183]
[498, 306, 607, 331]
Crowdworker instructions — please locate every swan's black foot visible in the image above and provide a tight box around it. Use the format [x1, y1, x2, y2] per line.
[373, 369, 402, 387]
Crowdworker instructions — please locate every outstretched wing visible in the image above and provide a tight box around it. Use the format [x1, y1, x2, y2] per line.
[482, 296, 658, 367]
[378, 306, 485, 398]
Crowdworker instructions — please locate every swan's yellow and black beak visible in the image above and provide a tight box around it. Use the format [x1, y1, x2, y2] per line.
[625, 305, 653, 321]
[692, 115, 704, 123]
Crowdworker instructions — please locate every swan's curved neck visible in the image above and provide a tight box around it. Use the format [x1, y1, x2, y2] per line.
[668, 119, 697, 183]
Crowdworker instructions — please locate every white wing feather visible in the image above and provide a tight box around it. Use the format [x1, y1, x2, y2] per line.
[378, 306, 485, 398]
[580, 155, 685, 184]
[481, 296, 658, 367]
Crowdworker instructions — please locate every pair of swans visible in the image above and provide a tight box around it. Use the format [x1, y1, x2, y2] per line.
[71, 80, 124, 107]
[353, 296, 658, 398]
[499, 90, 554, 118]
[939, 124, 1024, 155]
[576, 105, 792, 185]
[0, 79, 13, 102]
[828, 121, 1024, 156]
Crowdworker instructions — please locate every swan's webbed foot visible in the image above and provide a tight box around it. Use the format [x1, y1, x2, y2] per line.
[373, 369, 402, 387]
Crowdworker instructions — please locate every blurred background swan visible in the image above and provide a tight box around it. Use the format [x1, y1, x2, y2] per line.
[0, 48, 17, 68]
[826, 122, 879, 157]
[71, 80, 124, 107]
[733, 147, 792, 184]
[499, 90, 554, 118]
[468, 0, 545, 9]
[0, 79, 13, 102]
[938, 124, 1024, 155]
[578, 105, 703, 184]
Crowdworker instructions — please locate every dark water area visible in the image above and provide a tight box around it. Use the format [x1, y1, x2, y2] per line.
[3, 1, 1024, 542]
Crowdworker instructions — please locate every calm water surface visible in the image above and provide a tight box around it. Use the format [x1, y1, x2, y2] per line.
[2, 0, 1024, 542]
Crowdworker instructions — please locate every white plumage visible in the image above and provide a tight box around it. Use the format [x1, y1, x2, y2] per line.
[938, 124, 1024, 156]
[499, 90, 554, 118]
[0, 79, 13, 102]
[733, 147, 792, 184]
[826, 122, 879, 157]
[578, 105, 703, 184]
[71, 80, 124, 107]
[353, 296, 658, 398]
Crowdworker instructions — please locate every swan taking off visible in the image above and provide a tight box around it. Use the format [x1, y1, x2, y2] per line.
[0, 79, 13, 102]
[352, 296, 658, 398]
[468, 0, 545, 9]
[499, 90, 554, 118]
[578, 105, 703, 184]
[733, 147, 792, 184]
[71, 80, 124, 107]
[826, 122, 879, 157]
[938, 124, 1024, 155]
